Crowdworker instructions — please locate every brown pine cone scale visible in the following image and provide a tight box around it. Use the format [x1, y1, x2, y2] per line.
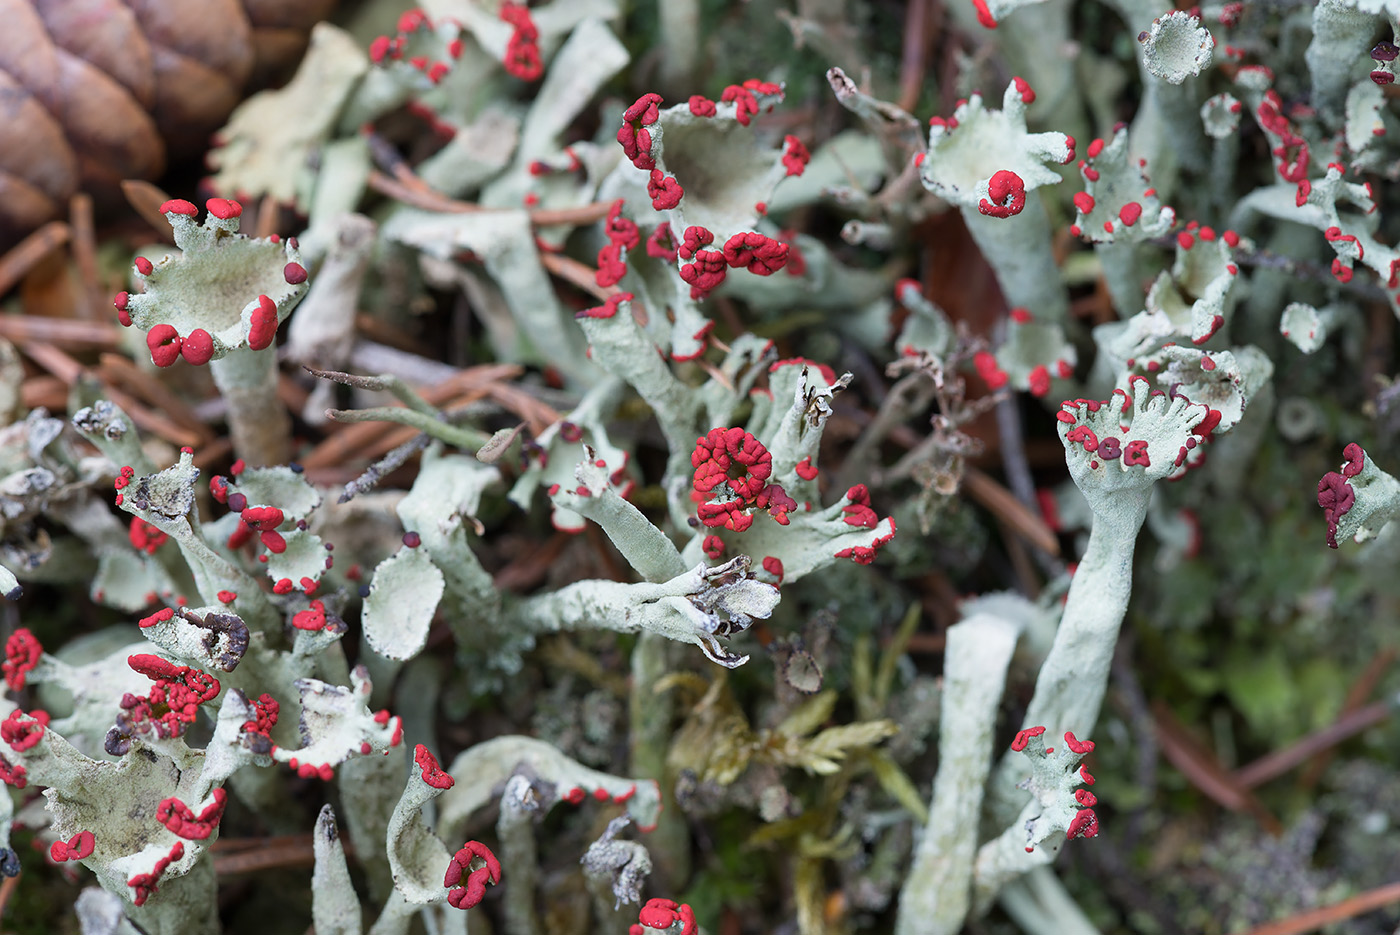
[0, 0, 335, 249]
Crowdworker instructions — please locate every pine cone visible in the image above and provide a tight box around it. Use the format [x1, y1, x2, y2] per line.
[0, 0, 336, 249]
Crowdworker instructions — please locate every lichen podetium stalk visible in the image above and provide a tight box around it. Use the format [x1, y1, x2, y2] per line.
[210, 346, 291, 467]
[963, 198, 1068, 321]
[986, 381, 1214, 825]
[897, 611, 1022, 935]
[630, 631, 690, 887]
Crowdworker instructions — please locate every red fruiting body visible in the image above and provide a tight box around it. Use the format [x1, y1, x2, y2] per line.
[678, 226, 714, 261]
[217, 590, 236, 603]
[743, 78, 783, 96]
[138, 608, 175, 629]
[756, 483, 797, 525]
[693, 428, 773, 502]
[147, 324, 182, 368]
[722, 232, 789, 275]
[248, 295, 279, 350]
[697, 497, 754, 532]
[415, 744, 455, 789]
[679, 250, 727, 299]
[134, 256, 153, 275]
[242, 693, 279, 740]
[636, 898, 699, 935]
[596, 243, 628, 288]
[120, 657, 220, 740]
[575, 292, 633, 320]
[500, 1, 543, 80]
[688, 95, 717, 116]
[647, 170, 683, 210]
[129, 841, 184, 906]
[156, 788, 228, 840]
[1067, 808, 1099, 839]
[159, 199, 198, 217]
[291, 601, 327, 631]
[1319, 466, 1357, 549]
[1011, 76, 1035, 103]
[604, 200, 641, 250]
[205, 198, 242, 220]
[114, 292, 132, 327]
[834, 516, 896, 564]
[283, 262, 308, 285]
[444, 840, 502, 910]
[841, 484, 879, 528]
[260, 530, 287, 553]
[2, 629, 41, 690]
[972, 0, 998, 28]
[1192, 314, 1224, 345]
[1118, 202, 1142, 226]
[1028, 364, 1051, 397]
[50, 831, 95, 862]
[1011, 725, 1046, 751]
[762, 556, 784, 584]
[209, 475, 229, 503]
[973, 351, 1008, 389]
[1064, 731, 1095, 754]
[978, 170, 1027, 218]
[1192, 407, 1222, 439]
[1, 709, 47, 751]
[1255, 92, 1310, 181]
[618, 93, 663, 170]
[226, 522, 253, 550]
[397, 8, 428, 32]
[721, 84, 760, 125]
[1072, 192, 1095, 215]
[1342, 442, 1366, 478]
[795, 456, 818, 480]
[702, 535, 724, 559]
[242, 506, 284, 530]
[646, 224, 678, 262]
[181, 328, 214, 365]
[782, 135, 810, 176]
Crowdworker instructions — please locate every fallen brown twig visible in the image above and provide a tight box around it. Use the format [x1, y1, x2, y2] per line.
[0, 222, 71, 297]
[1152, 700, 1282, 835]
[1236, 880, 1400, 935]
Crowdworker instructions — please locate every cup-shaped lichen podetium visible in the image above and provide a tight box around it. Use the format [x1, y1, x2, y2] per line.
[115, 199, 309, 465]
[917, 78, 1074, 323]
